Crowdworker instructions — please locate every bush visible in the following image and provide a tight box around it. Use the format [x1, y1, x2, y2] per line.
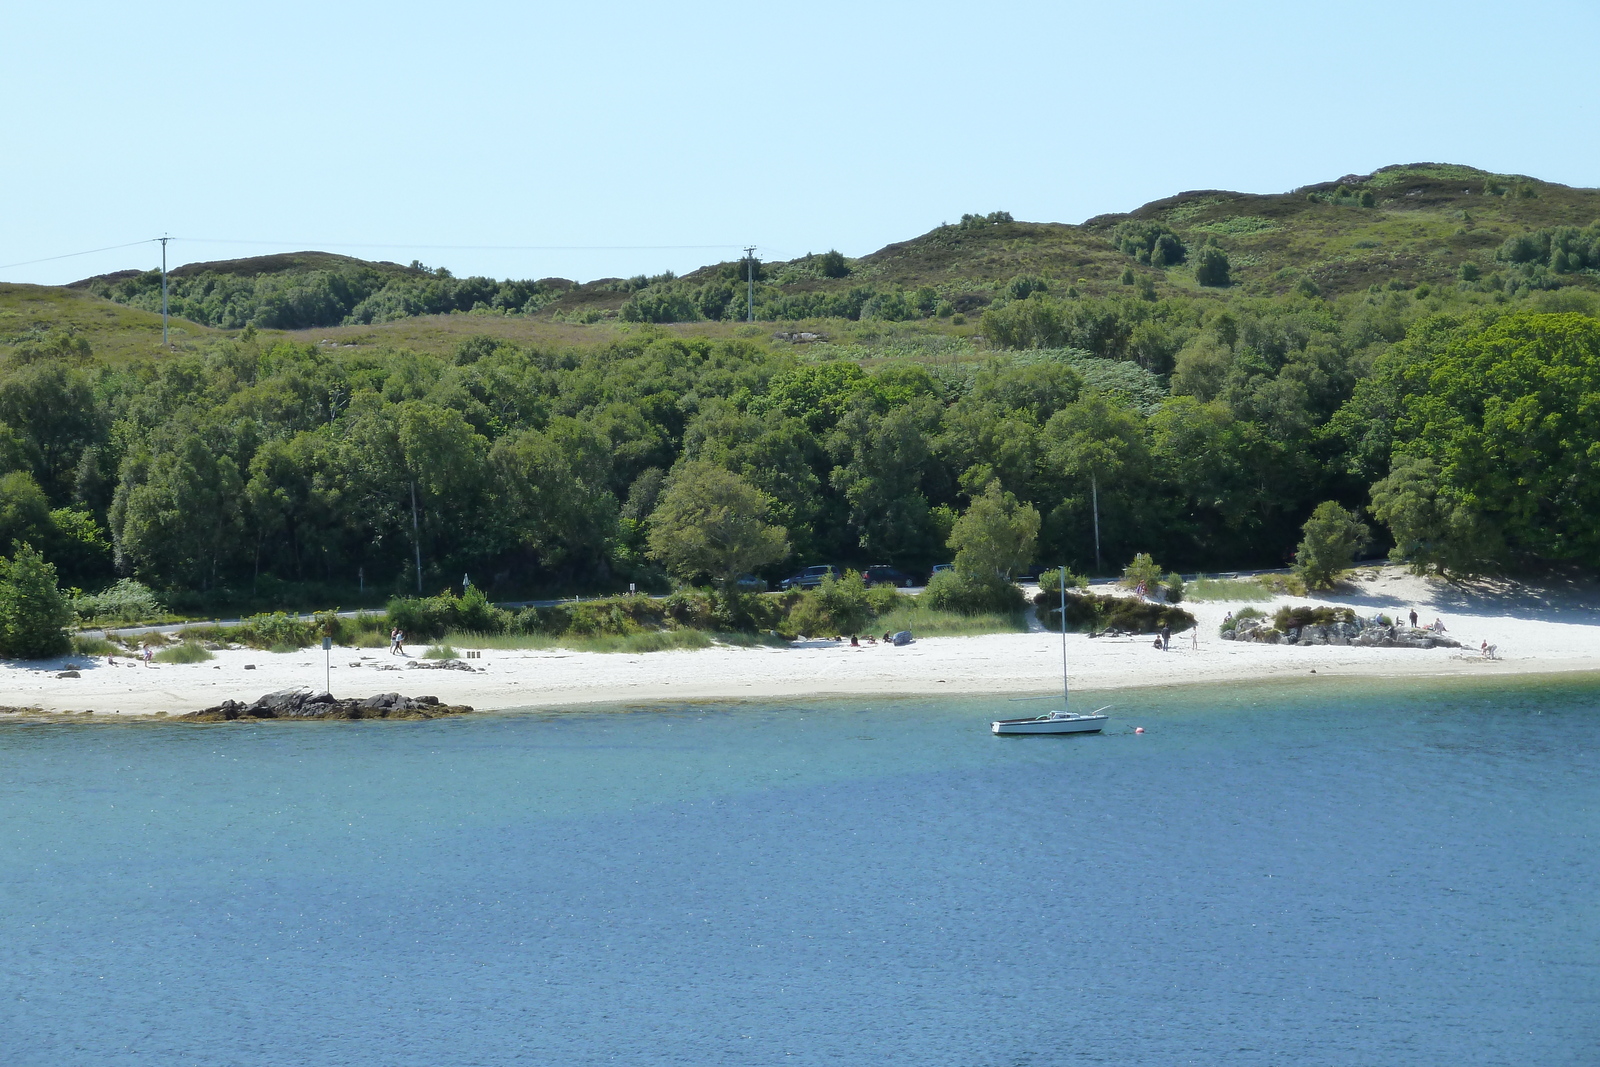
[865, 582, 908, 616]
[1120, 553, 1165, 592]
[0, 543, 73, 659]
[922, 569, 1026, 614]
[788, 571, 875, 636]
[1036, 568, 1089, 594]
[1273, 605, 1357, 630]
[1220, 606, 1266, 634]
[523, 593, 670, 637]
[1162, 572, 1186, 604]
[1035, 589, 1194, 634]
[154, 639, 214, 664]
[387, 586, 512, 640]
[236, 612, 315, 649]
[71, 578, 165, 623]
[660, 589, 717, 631]
[1195, 246, 1231, 287]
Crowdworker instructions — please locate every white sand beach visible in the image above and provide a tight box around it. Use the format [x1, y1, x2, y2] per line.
[5, 567, 1598, 719]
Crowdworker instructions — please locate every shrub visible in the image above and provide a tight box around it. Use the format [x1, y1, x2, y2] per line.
[1036, 568, 1089, 594]
[387, 586, 512, 640]
[71, 578, 165, 623]
[1035, 589, 1194, 634]
[788, 571, 875, 636]
[865, 582, 908, 616]
[922, 569, 1026, 614]
[154, 639, 214, 664]
[237, 612, 315, 649]
[661, 589, 717, 631]
[1195, 246, 1231, 287]
[0, 543, 73, 659]
[1220, 606, 1266, 633]
[1273, 605, 1357, 631]
[422, 644, 459, 660]
[1162, 572, 1186, 604]
[1120, 553, 1165, 593]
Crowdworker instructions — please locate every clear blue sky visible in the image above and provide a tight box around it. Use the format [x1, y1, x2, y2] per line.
[4, 1, 1597, 286]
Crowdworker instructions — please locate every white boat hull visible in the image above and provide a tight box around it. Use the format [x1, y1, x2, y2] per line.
[991, 713, 1107, 735]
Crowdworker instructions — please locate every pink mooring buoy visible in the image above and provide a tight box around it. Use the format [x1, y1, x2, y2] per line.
[1134, 727, 1145, 734]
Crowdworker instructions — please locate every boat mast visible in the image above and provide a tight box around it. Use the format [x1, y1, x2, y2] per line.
[1060, 565, 1069, 710]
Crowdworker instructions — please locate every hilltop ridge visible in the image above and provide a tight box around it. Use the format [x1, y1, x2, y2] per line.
[7, 162, 1597, 359]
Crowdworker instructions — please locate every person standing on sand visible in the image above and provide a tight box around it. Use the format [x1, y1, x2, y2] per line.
[1160, 624, 1171, 651]
[1409, 608, 1418, 628]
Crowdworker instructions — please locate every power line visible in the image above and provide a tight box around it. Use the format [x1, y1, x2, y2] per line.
[171, 238, 747, 252]
[0, 238, 158, 272]
[2, 236, 784, 278]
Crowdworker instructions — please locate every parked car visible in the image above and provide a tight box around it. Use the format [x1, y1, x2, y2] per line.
[734, 574, 768, 592]
[779, 564, 843, 590]
[930, 563, 955, 575]
[863, 565, 916, 588]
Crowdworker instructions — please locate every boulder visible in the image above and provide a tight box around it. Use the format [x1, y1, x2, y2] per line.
[182, 688, 471, 722]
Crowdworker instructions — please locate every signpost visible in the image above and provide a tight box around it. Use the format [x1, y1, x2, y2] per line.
[322, 635, 332, 694]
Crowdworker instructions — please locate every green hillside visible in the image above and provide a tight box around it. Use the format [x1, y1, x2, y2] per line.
[45, 162, 1600, 351]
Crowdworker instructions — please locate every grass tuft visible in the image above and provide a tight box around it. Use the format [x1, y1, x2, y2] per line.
[1187, 578, 1276, 602]
[71, 635, 120, 657]
[153, 640, 215, 664]
[423, 644, 459, 660]
[871, 604, 1029, 637]
[440, 628, 717, 654]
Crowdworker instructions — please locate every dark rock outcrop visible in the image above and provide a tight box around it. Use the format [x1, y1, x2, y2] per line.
[181, 687, 472, 722]
[1223, 616, 1460, 649]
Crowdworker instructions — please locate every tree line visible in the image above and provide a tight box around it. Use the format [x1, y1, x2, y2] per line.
[0, 284, 1596, 614]
[86, 263, 566, 330]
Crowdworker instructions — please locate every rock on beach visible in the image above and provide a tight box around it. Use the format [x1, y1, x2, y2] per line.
[181, 688, 473, 722]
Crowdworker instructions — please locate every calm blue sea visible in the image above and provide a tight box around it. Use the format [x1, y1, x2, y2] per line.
[2, 676, 1597, 1066]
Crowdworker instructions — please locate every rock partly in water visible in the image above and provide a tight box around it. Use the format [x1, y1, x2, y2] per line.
[181, 688, 472, 722]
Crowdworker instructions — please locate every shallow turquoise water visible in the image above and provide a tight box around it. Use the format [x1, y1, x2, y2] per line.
[2, 676, 1597, 1065]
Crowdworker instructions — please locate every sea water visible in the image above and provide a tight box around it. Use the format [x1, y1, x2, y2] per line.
[1, 676, 1596, 1066]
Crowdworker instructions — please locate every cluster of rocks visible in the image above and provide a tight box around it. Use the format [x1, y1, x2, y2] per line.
[182, 688, 473, 722]
[1225, 616, 1461, 649]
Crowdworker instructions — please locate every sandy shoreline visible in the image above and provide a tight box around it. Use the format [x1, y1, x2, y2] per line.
[5, 567, 1598, 719]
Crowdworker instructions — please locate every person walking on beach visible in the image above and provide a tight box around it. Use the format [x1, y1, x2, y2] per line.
[142, 645, 153, 667]
[390, 628, 405, 656]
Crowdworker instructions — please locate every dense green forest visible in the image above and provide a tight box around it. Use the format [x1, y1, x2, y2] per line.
[0, 163, 1594, 615]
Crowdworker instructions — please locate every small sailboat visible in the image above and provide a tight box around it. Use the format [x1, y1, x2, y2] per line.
[992, 566, 1109, 735]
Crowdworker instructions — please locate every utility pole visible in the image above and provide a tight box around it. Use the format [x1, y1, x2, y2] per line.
[411, 480, 423, 594]
[743, 246, 756, 322]
[1091, 474, 1102, 573]
[159, 235, 170, 346]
